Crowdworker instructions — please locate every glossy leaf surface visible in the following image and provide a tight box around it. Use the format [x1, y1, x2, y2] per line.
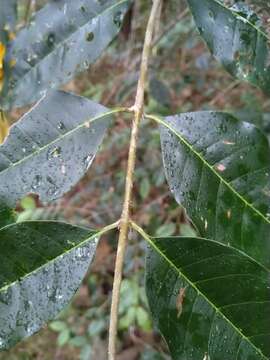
[187, 0, 270, 93]
[159, 112, 270, 267]
[0, 221, 98, 350]
[0, 205, 16, 228]
[146, 236, 270, 360]
[1, 0, 130, 109]
[0, 90, 111, 207]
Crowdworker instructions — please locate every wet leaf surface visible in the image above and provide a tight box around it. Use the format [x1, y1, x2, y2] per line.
[160, 112, 270, 267]
[0, 205, 16, 228]
[1, 0, 130, 109]
[0, 221, 98, 350]
[187, 0, 270, 93]
[146, 236, 270, 360]
[0, 90, 111, 207]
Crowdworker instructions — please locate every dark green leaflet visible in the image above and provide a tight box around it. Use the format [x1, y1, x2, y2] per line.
[146, 236, 270, 360]
[0, 205, 16, 228]
[0, 221, 98, 350]
[159, 112, 270, 267]
[1, 0, 131, 109]
[0, 90, 112, 207]
[186, 0, 270, 93]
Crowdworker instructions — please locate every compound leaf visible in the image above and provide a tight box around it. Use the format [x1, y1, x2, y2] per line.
[0, 90, 112, 207]
[146, 236, 270, 360]
[159, 112, 270, 267]
[0, 220, 98, 350]
[1, 0, 130, 109]
[187, 0, 270, 93]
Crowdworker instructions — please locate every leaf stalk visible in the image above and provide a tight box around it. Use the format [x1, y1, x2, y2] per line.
[108, 1, 162, 359]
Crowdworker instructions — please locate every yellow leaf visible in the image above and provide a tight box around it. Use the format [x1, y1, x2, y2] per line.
[0, 42, 6, 92]
[0, 111, 9, 144]
[0, 42, 6, 69]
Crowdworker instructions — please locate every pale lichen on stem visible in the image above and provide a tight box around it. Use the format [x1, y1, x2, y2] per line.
[108, 1, 162, 359]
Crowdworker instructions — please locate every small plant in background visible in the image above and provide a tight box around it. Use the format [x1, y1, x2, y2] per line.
[0, 0, 270, 360]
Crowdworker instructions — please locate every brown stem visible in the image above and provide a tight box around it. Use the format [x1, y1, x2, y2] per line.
[108, 1, 161, 359]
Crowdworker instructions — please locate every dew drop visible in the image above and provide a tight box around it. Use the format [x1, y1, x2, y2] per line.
[113, 11, 124, 27]
[47, 33, 55, 47]
[57, 121, 65, 130]
[47, 146, 61, 159]
[32, 174, 42, 189]
[86, 32, 94, 42]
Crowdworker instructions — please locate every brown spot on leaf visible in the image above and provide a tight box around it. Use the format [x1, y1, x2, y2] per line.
[216, 164, 226, 172]
[176, 287, 186, 318]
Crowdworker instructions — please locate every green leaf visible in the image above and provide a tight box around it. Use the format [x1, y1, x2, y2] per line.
[158, 112, 270, 267]
[155, 222, 176, 237]
[57, 328, 70, 347]
[2, 0, 130, 109]
[119, 306, 137, 330]
[180, 223, 197, 237]
[87, 319, 105, 337]
[136, 307, 151, 331]
[119, 279, 140, 313]
[69, 336, 87, 348]
[0, 221, 99, 350]
[0, 205, 16, 228]
[80, 345, 92, 360]
[0, 90, 112, 208]
[186, 0, 270, 93]
[0, 0, 17, 32]
[49, 321, 67, 333]
[146, 236, 270, 359]
[20, 196, 36, 210]
[140, 178, 151, 199]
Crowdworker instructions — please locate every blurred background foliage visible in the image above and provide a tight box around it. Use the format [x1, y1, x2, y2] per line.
[1, 0, 270, 359]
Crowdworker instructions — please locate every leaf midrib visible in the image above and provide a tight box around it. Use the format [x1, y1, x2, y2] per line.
[201, 0, 269, 41]
[0, 220, 98, 293]
[0, 108, 118, 179]
[149, 114, 270, 228]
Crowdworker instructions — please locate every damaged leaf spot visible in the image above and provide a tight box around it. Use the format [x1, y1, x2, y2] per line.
[176, 287, 186, 318]
[216, 164, 226, 172]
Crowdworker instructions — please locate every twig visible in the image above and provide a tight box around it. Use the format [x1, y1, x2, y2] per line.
[124, 0, 141, 67]
[209, 79, 240, 107]
[262, 99, 270, 110]
[153, 7, 189, 48]
[108, 1, 162, 359]
[104, 7, 190, 106]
